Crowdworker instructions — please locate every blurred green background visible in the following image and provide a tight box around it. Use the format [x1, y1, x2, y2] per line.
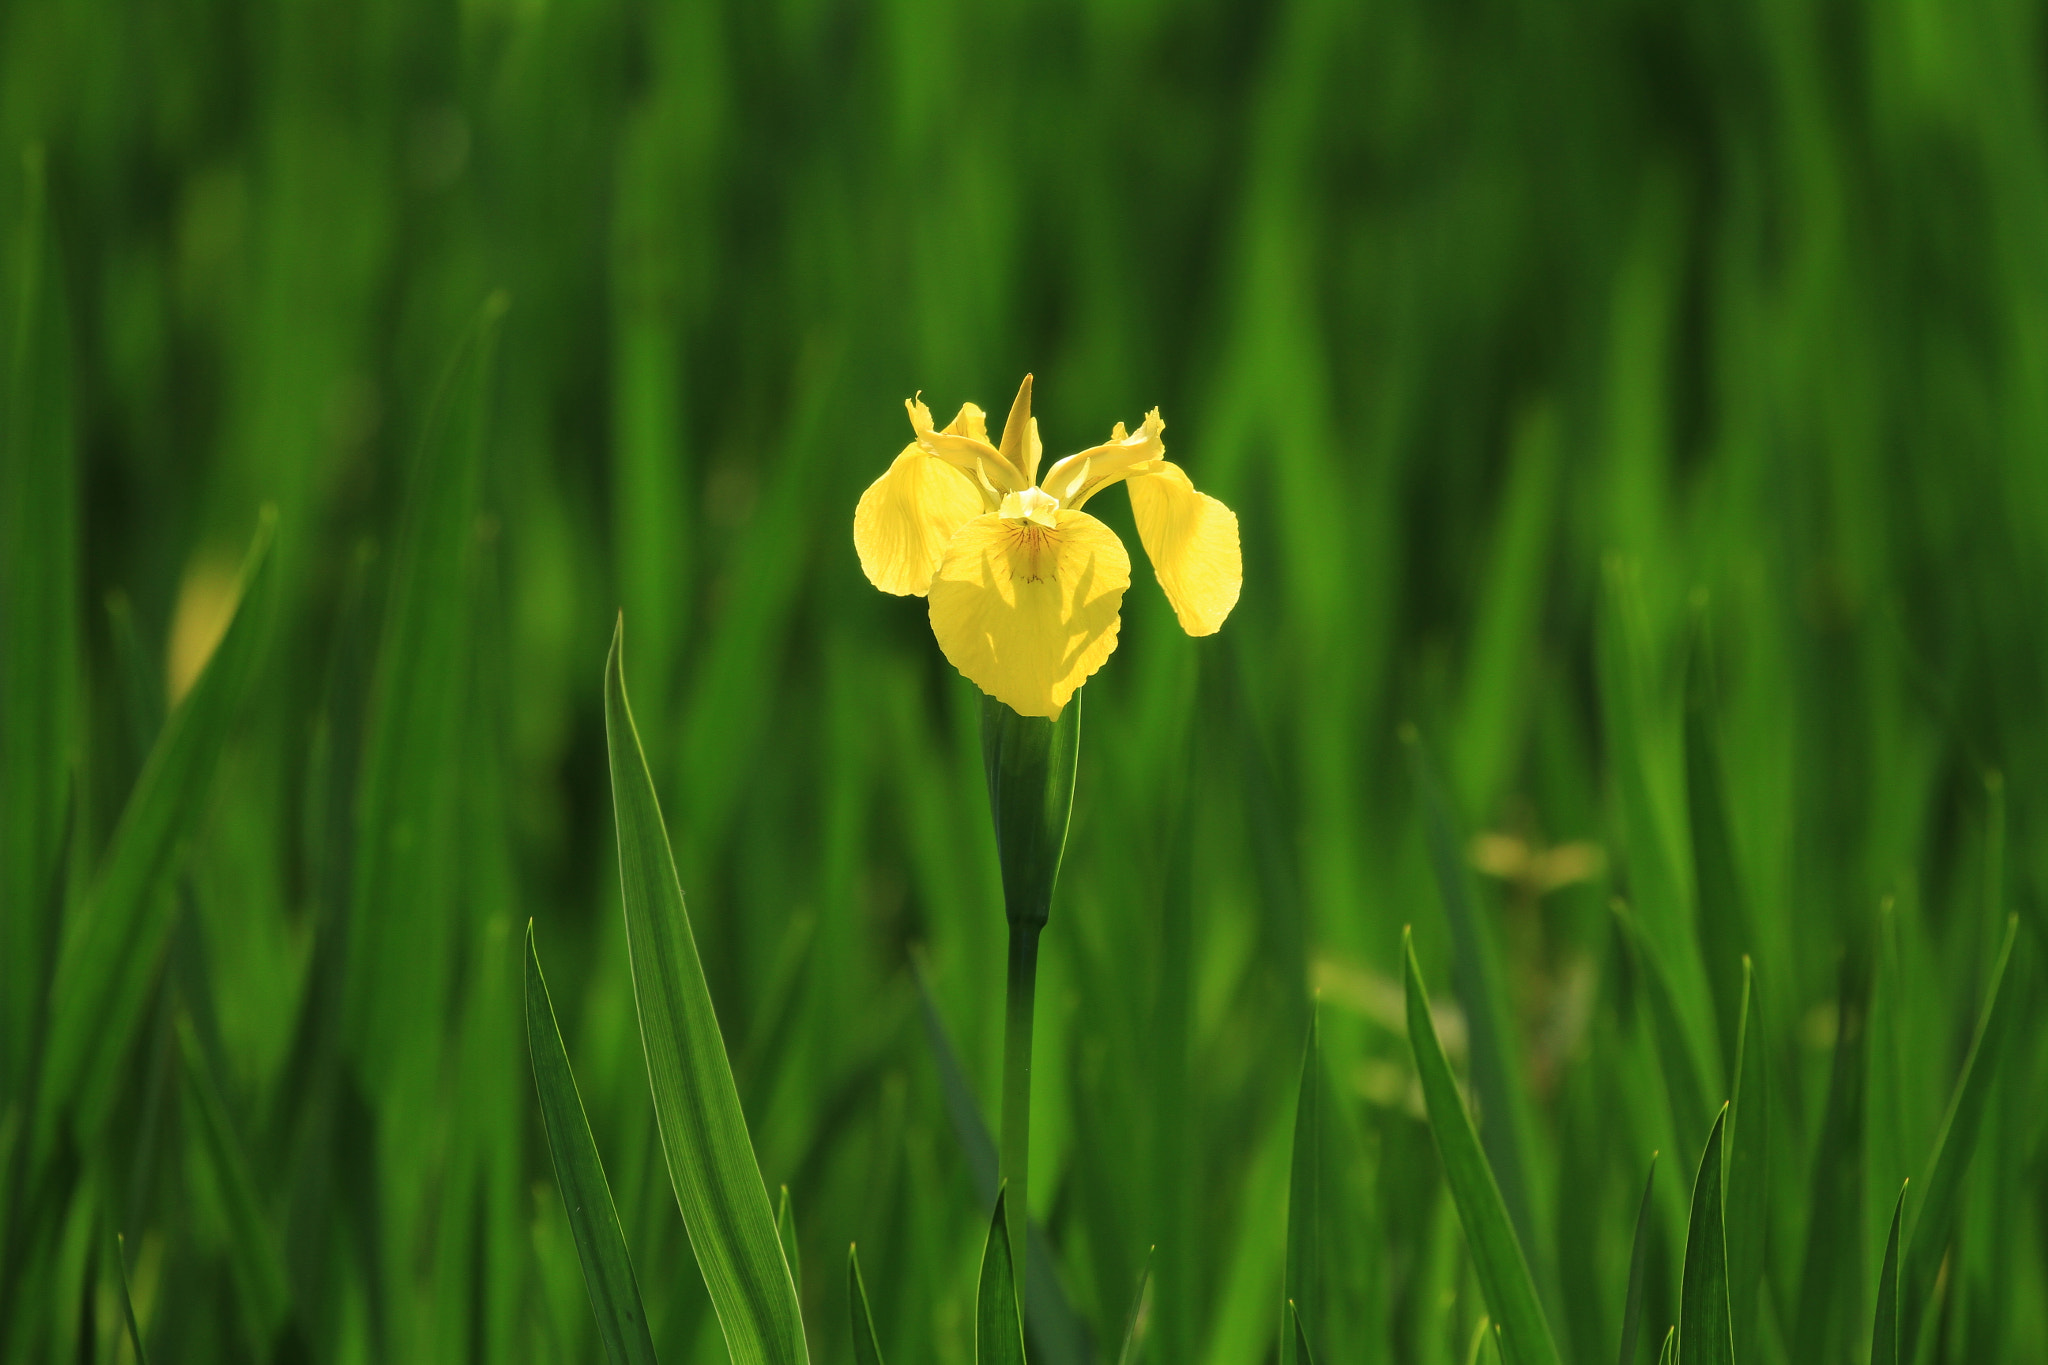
[2, 0, 2045, 1360]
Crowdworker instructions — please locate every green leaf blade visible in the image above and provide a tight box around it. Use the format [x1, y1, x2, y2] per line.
[1402, 928, 1561, 1365]
[114, 1232, 151, 1365]
[1617, 1153, 1658, 1365]
[524, 925, 659, 1365]
[776, 1185, 801, 1303]
[39, 509, 276, 1155]
[1678, 1105, 1733, 1365]
[1282, 1012, 1321, 1365]
[0, 144, 78, 1113]
[344, 293, 504, 1093]
[1289, 1301, 1317, 1365]
[976, 1188, 1026, 1365]
[177, 1014, 290, 1345]
[605, 621, 807, 1365]
[1872, 1182, 1905, 1365]
[848, 1245, 886, 1365]
[1403, 728, 1546, 1302]
[1725, 958, 1769, 1362]
[1903, 913, 2019, 1354]
[1115, 1252, 1153, 1365]
[979, 692, 1081, 930]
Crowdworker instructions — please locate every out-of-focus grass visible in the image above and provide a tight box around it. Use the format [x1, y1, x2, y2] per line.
[0, 0, 2044, 1361]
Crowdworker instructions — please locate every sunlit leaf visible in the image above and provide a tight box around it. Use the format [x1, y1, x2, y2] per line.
[1677, 1105, 1731, 1365]
[605, 621, 807, 1365]
[525, 925, 659, 1365]
[39, 510, 275, 1158]
[1617, 1153, 1658, 1365]
[976, 1188, 1026, 1365]
[849, 1245, 886, 1365]
[1872, 1182, 1905, 1365]
[1903, 914, 2019, 1355]
[1403, 927, 1561, 1365]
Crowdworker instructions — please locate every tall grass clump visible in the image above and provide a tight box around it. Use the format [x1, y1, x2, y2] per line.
[1, 0, 2045, 1362]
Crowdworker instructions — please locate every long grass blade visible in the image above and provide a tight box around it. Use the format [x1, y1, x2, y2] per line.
[1115, 1251, 1152, 1365]
[1794, 953, 1873, 1363]
[1902, 913, 2019, 1354]
[1403, 728, 1544, 1285]
[1656, 1325, 1676, 1365]
[344, 292, 504, 1091]
[1402, 927, 1561, 1365]
[1678, 1105, 1732, 1365]
[38, 509, 275, 1158]
[115, 1232, 150, 1365]
[1289, 1300, 1316, 1365]
[1725, 957, 1768, 1362]
[1683, 605, 1755, 1065]
[1282, 1011, 1321, 1365]
[176, 1014, 290, 1346]
[524, 924, 659, 1365]
[1465, 1317, 1495, 1365]
[605, 620, 807, 1365]
[1617, 1153, 1658, 1365]
[776, 1185, 801, 1303]
[0, 143, 78, 1117]
[911, 957, 1092, 1364]
[1612, 902, 1712, 1159]
[976, 1188, 1026, 1365]
[848, 1245, 885, 1365]
[1872, 1182, 1905, 1365]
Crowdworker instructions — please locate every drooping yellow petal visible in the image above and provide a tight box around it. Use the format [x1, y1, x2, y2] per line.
[854, 443, 985, 596]
[927, 508, 1132, 718]
[1127, 460, 1241, 635]
[1041, 408, 1166, 508]
[908, 394, 1026, 495]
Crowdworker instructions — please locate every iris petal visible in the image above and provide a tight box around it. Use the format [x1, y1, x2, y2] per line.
[1127, 460, 1241, 635]
[854, 443, 985, 596]
[910, 395, 1027, 494]
[928, 509, 1132, 718]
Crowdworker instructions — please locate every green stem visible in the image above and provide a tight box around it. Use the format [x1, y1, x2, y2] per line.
[1001, 921, 1041, 1311]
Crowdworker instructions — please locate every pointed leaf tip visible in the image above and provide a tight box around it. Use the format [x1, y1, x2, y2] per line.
[1402, 932, 1561, 1365]
[605, 641, 807, 1365]
[976, 1187, 1027, 1365]
[849, 1243, 886, 1365]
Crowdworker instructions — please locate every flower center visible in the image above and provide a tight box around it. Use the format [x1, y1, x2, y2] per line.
[999, 486, 1061, 529]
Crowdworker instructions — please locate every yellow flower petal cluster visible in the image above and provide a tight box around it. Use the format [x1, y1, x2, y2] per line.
[855, 375, 1242, 718]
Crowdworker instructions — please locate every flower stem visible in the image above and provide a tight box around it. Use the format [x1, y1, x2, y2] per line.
[1001, 920, 1041, 1311]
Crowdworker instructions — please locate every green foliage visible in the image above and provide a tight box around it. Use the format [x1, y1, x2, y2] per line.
[1725, 962, 1769, 1362]
[2, 0, 2045, 1358]
[606, 626, 807, 1365]
[981, 693, 1082, 932]
[849, 1246, 887, 1365]
[1618, 1156, 1658, 1365]
[39, 509, 274, 1161]
[525, 924, 659, 1365]
[976, 1190, 1027, 1365]
[1678, 1107, 1733, 1365]
[1872, 1185, 1905, 1365]
[1404, 928, 1561, 1365]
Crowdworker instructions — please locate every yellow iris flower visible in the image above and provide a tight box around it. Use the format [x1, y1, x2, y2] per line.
[855, 375, 1242, 718]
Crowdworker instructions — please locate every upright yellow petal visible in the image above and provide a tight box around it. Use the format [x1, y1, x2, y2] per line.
[1127, 460, 1241, 635]
[997, 375, 1044, 486]
[928, 509, 1132, 718]
[854, 443, 985, 596]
